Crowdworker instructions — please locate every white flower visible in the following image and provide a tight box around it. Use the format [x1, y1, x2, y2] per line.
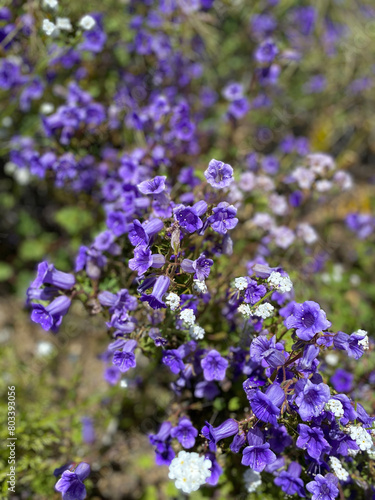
[325, 353, 339, 366]
[180, 308, 196, 327]
[234, 277, 248, 291]
[315, 179, 332, 192]
[79, 15, 96, 30]
[267, 271, 293, 293]
[168, 451, 212, 494]
[190, 325, 205, 340]
[333, 171, 353, 190]
[243, 469, 261, 493]
[296, 223, 318, 245]
[255, 175, 275, 192]
[42, 19, 56, 36]
[254, 303, 274, 319]
[269, 193, 288, 216]
[165, 292, 180, 311]
[292, 166, 315, 189]
[307, 153, 335, 175]
[193, 280, 207, 294]
[43, 0, 58, 9]
[56, 17, 73, 31]
[40, 102, 54, 114]
[329, 457, 349, 481]
[356, 330, 369, 350]
[325, 399, 344, 419]
[252, 213, 275, 231]
[348, 425, 373, 451]
[238, 303, 252, 318]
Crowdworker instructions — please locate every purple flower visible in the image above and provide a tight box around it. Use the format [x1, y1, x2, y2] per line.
[162, 349, 185, 374]
[129, 246, 165, 276]
[180, 253, 213, 281]
[284, 301, 331, 340]
[201, 350, 228, 381]
[137, 175, 166, 195]
[241, 428, 276, 472]
[81, 417, 95, 445]
[31, 296, 71, 332]
[202, 418, 239, 451]
[104, 366, 121, 385]
[141, 275, 170, 309]
[171, 417, 198, 449]
[295, 380, 330, 421]
[106, 211, 128, 237]
[174, 201, 207, 233]
[274, 462, 305, 497]
[204, 159, 234, 189]
[250, 384, 284, 425]
[333, 331, 367, 359]
[254, 39, 279, 64]
[296, 424, 331, 459]
[244, 279, 267, 305]
[112, 340, 137, 373]
[55, 462, 90, 500]
[31, 261, 76, 290]
[207, 202, 238, 235]
[331, 369, 353, 393]
[128, 219, 164, 246]
[306, 474, 339, 500]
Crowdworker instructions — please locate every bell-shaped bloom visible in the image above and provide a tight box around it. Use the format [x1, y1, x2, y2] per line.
[284, 301, 331, 340]
[250, 384, 284, 425]
[112, 340, 137, 373]
[306, 473, 339, 500]
[141, 275, 170, 309]
[180, 253, 213, 281]
[55, 462, 90, 500]
[205, 452, 223, 486]
[204, 159, 234, 189]
[244, 279, 267, 305]
[32, 261, 76, 290]
[137, 175, 166, 195]
[31, 296, 71, 332]
[171, 417, 198, 449]
[201, 350, 228, 381]
[162, 349, 185, 374]
[174, 201, 208, 233]
[296, 424, 331, 460]
[129, 246, 165, 276]
[230, 430, 246, 453]
[299, 344, 320, 371]
[202, 418, 239, 452]
[207, 202, 238, 235]
[241, 428, 276, 472]
[274, 462, 305, 497]
[128, 218, 164, 246]
[295, 380, 330, 421]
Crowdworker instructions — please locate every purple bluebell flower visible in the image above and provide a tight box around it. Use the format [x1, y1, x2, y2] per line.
[204, 159, 234, 189]
[141, 275, 170, 309]
[106, 211, 128, 237]
[194, 381, 220, 400]
[201, 350, 228, 381]
[31, 296, 71, 332]
[104, 366, 121, 385]
[205, 452, 223, 486]
[207, 202, 238, 235]
[284, 301, 331, 340]
[299, 344, 320, 371]
[296, 424, 331, 459]
[149, 422, 175, 466]
[250, 384, 284, 425]
[295, 380, 330, 421]
[112, 340, 137, 373]
[137, 175, 166, 195]
[244, 279, 267, 304]
[180, 253, 213, 281]
[162, 349, 185, 374]
[228, 98, 250, 119]
[174, 201, 208, 233]
[306, 473, 339, 500]
[333, 331, 367, 359]
[55, 462, 90, 500]
[268, 426, 293, 454]
[202, 419, 238, 452]
[128, 218, 164, 246]
[241, 428, 276, 472]
[171, 417, 198, 449]
[129, 246, 165, 276]
[330, 369, 353, 393]
[32, 261, 75, 290]
[274, 462, 305, 497]
[254, 39, 279, 64]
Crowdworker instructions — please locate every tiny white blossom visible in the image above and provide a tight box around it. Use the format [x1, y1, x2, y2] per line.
[193, 280, 207, 294]
[238, 303, 252, 318]
[267, 271, 293, 293]
[348, 425, 373, 451]
[168, 451, 212, 494]
[356, 330, 369, 350]
[315, 179, 332, 192]
[56, 17, 73, 31]
[40, 102, 54, 114]
[325, 353, 339, 366]
[254, 302, 274, 319]
[325, 399, 344, 419]
[180, 308, 196, 327]
[234, 277, 248, 291]
[329, 457, 349, 481]
[42, 19, 56, 36]
[165, 292, 180, 311]
[190, 325, 205, 340]
[43, 0, 58, 9]
[79, 15, 96, 30]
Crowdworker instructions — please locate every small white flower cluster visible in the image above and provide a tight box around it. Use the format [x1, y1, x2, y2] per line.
[325, 399, 344, 419]
[267, 271, 293, 293]
[180, 308, 196, 327]
[42, 14, 95, 37]
[329, 457, 349, 481]
[168, 451, 212, 494]
[238, 303, 252, 318]
[356, 330, 369, 350]
[234, 277, 248, 291]
[348, 425, 373, 451]
[193, 280, 208, 294]
[166, 292, 180, 311]
[190, 325, 205, 340]
[254, 302, 274, 319]
[243, 469, 262, 493]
